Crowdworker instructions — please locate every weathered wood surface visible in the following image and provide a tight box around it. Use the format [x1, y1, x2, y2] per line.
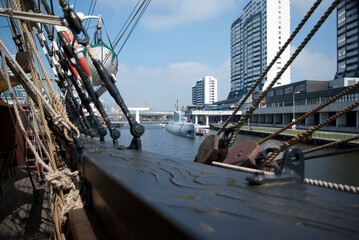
[0, 168, 53, 239]
[81, 137, 359, 240]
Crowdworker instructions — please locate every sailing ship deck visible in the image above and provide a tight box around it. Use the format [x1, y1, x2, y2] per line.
[0, 168, 53, 239]
[80, 136, 359, 239]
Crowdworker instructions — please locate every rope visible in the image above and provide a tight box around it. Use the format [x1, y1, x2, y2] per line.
[216, 0, 324, 136]
[212, 161, 274, 175]
[0, 47, 53, 174]
[224, 0, 341, 151]
[0, 7, 65, 26]
[264, 101, 359, 164]
[0, 40, 74, 134]
[303, 134, 359, 155]
[13, 0, 58, 170]
[20, 16, 80, 141]
[46, 168, 83, 222]
[9, 1, 83, 239]
[212, 162, 359, 194]
[304, 178, 359, 194]
[259, 81, 359, 144]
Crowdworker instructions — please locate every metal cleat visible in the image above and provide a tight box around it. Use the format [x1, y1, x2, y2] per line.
[246, 147, 304, 185]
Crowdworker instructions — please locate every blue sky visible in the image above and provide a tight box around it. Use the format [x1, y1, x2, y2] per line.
[0, 0, 337, 111]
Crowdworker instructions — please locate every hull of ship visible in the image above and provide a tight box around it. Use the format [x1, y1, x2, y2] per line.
[165, 122, 195, 138]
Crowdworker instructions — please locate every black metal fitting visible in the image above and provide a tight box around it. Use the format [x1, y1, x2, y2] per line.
[246, 148, 304, 185]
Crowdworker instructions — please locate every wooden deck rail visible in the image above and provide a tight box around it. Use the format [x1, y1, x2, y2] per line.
[80, 137, 359, 239]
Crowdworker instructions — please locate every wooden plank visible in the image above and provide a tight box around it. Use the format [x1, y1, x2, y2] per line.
[81, 137, 359, 240]
[69, 208, 97, 240]
[0, 169, 53, 239]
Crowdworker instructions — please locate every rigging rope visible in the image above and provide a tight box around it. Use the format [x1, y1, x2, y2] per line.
[0, 7, 65, 25]
[112, 0, 143, 49]
[264, 100, 359, 164]
[216, 0, 324, 136]
[303, 134, 359, 155]
[12, 3, 80, 141]
[0, 49, 53, 174]
[117, 0, 151, 56]
[259, 81, 359, 145]
[224, 0, 340, 150]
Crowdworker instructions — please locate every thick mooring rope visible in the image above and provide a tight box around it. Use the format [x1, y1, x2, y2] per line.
[304, 178, 359, 194]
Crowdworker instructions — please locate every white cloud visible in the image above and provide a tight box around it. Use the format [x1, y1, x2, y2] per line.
[98, 0, 238, 30]
[291, 46, 336, 82]
[143, 0, 237, 30]
[113, 60, 230, 110]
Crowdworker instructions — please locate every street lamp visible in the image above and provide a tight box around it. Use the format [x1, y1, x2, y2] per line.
[292, 91, 300, 129]
[246, 108, 252, 130]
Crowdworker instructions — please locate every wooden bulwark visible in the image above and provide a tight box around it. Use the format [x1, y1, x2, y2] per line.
[81, 137, 359, 239]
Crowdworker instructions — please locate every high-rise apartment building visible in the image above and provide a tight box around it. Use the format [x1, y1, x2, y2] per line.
[192, 76, 217, 105]
[336, 0, 359, 78]
[229, 0, 291, 99]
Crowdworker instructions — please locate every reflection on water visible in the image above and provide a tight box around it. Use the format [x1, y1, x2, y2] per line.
[105, 124, 359, 186]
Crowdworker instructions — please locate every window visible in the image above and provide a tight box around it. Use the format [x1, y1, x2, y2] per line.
[295, 84, 305, 92]
[284, 87, 293, 94]
[276, 89, 283, 95]
[307, 98, 319, 105]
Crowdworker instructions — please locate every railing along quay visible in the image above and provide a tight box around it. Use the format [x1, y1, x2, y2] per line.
[210, 124, 359, 147]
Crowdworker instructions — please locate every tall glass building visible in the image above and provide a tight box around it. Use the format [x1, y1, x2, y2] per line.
[336, 0, 359, 78]
[229, 0, 291, 99]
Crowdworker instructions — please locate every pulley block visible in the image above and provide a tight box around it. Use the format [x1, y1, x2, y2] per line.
[15, 51, 31, 73]
[195, 134, 228, 164]
[223, 141, 263, 168]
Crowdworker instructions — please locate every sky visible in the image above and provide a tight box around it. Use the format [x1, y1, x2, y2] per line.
[0, 0, 337, 111]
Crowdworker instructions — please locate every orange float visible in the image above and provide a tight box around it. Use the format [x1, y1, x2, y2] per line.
[62, 29, 91, 79]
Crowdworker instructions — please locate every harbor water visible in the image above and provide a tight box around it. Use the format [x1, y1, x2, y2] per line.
[105, 124, 359, 186]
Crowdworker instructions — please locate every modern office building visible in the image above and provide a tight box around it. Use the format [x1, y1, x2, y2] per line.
[336, 0, 359, 78]
[229, 0, 291, 100]
[0, 85, 28, 105]
[0, 66, 28, 105]
[192, 76, 217, 105]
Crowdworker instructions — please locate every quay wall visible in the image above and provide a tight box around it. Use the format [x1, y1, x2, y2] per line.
[210, 124, 359, 149]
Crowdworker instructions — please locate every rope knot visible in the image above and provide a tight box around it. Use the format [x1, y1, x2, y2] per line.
[53, 114, 65, 128]
[45, 168, 79, 191]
